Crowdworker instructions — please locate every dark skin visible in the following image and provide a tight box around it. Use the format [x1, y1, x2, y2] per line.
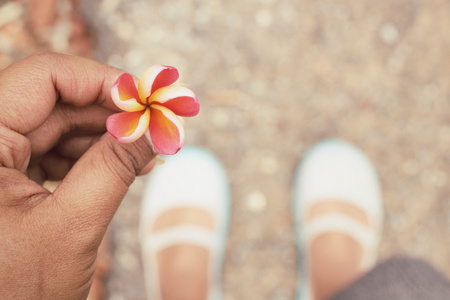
[0, 52, 156, 299]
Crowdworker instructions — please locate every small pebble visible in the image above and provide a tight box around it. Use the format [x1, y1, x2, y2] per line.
[124, 48, 145, 68]
[0, 2, 24, 28]
[255, 9, 273, 28]
[116, 247, 139, 271]
[101, 0, 121, 13]
[116, 20, 134, 41]
[211, 109, 231, 129]
[246, 191, 267, 212]
[260, 156, 279, 175]
[380, 23, 399, 44]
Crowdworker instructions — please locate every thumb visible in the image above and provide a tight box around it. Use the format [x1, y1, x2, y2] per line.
[54, 133, 156, 231]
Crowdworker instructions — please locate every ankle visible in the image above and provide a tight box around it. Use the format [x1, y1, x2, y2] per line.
[310, 233, 364, 300]
[157, 245, 209, 300]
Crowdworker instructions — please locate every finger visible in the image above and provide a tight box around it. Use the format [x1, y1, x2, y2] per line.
[139, 158, 157, 176]
[0, 167, 49, 206]
[26, 104, 113, 157]
[27, 165, 46, 184]
[0, 51, 124, 135]
[0, 126, 31, 174]
[27, 135, 102, 177]
[55, 134, 102, 159]
[53, 133, 156, 239]
[28, 151, 77, 184]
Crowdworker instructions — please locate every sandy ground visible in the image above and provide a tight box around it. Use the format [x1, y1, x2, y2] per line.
[1, 0, 449, 299]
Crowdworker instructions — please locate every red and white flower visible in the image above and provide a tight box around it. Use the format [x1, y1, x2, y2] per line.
[106, 65, 199, 155]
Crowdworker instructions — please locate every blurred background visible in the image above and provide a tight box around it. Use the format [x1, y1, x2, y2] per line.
[1, 0, 450, 299]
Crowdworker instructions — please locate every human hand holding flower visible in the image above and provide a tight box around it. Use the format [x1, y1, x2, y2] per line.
[0, 52, 158, 298]
[106, 65, 199, 155]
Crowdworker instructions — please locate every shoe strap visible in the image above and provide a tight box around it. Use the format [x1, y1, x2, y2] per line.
[141, 225, 219, 300]
[303, 213, 378, 270]
[141, 224, 216, 253]
[301, 197, 381, 231]
[141, 203, 217, 236]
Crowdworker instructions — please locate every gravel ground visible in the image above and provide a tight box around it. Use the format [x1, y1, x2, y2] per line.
[1, 0, 450, 299]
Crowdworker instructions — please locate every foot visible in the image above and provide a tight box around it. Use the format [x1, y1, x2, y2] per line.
[308, 200, 371, 300]
[144, 207, 214, 300]
[292, 139, 383, 300]
[139, 147, 230, 300]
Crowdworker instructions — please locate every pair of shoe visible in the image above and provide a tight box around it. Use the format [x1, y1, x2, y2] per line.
[139, 140, 383, 300]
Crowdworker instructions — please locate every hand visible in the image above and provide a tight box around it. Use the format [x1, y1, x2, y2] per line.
[0, 52, 156, 299]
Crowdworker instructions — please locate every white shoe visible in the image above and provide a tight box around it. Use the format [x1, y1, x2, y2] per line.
[139, 146, 230, 300]
[292, 139, 383, 300]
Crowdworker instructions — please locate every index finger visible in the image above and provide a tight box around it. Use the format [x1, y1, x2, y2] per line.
[0, 51, 125, 135]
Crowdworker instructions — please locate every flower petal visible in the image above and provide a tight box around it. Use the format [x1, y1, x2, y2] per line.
[148, 85, 200, 117]
[106, 109, 150, 143]
[138, 65, 179, 103]
[111, 73, 146, 112]
[149, 104, 185, 155]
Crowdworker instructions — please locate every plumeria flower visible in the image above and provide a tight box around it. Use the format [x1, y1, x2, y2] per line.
[106, 65, 199, 155]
